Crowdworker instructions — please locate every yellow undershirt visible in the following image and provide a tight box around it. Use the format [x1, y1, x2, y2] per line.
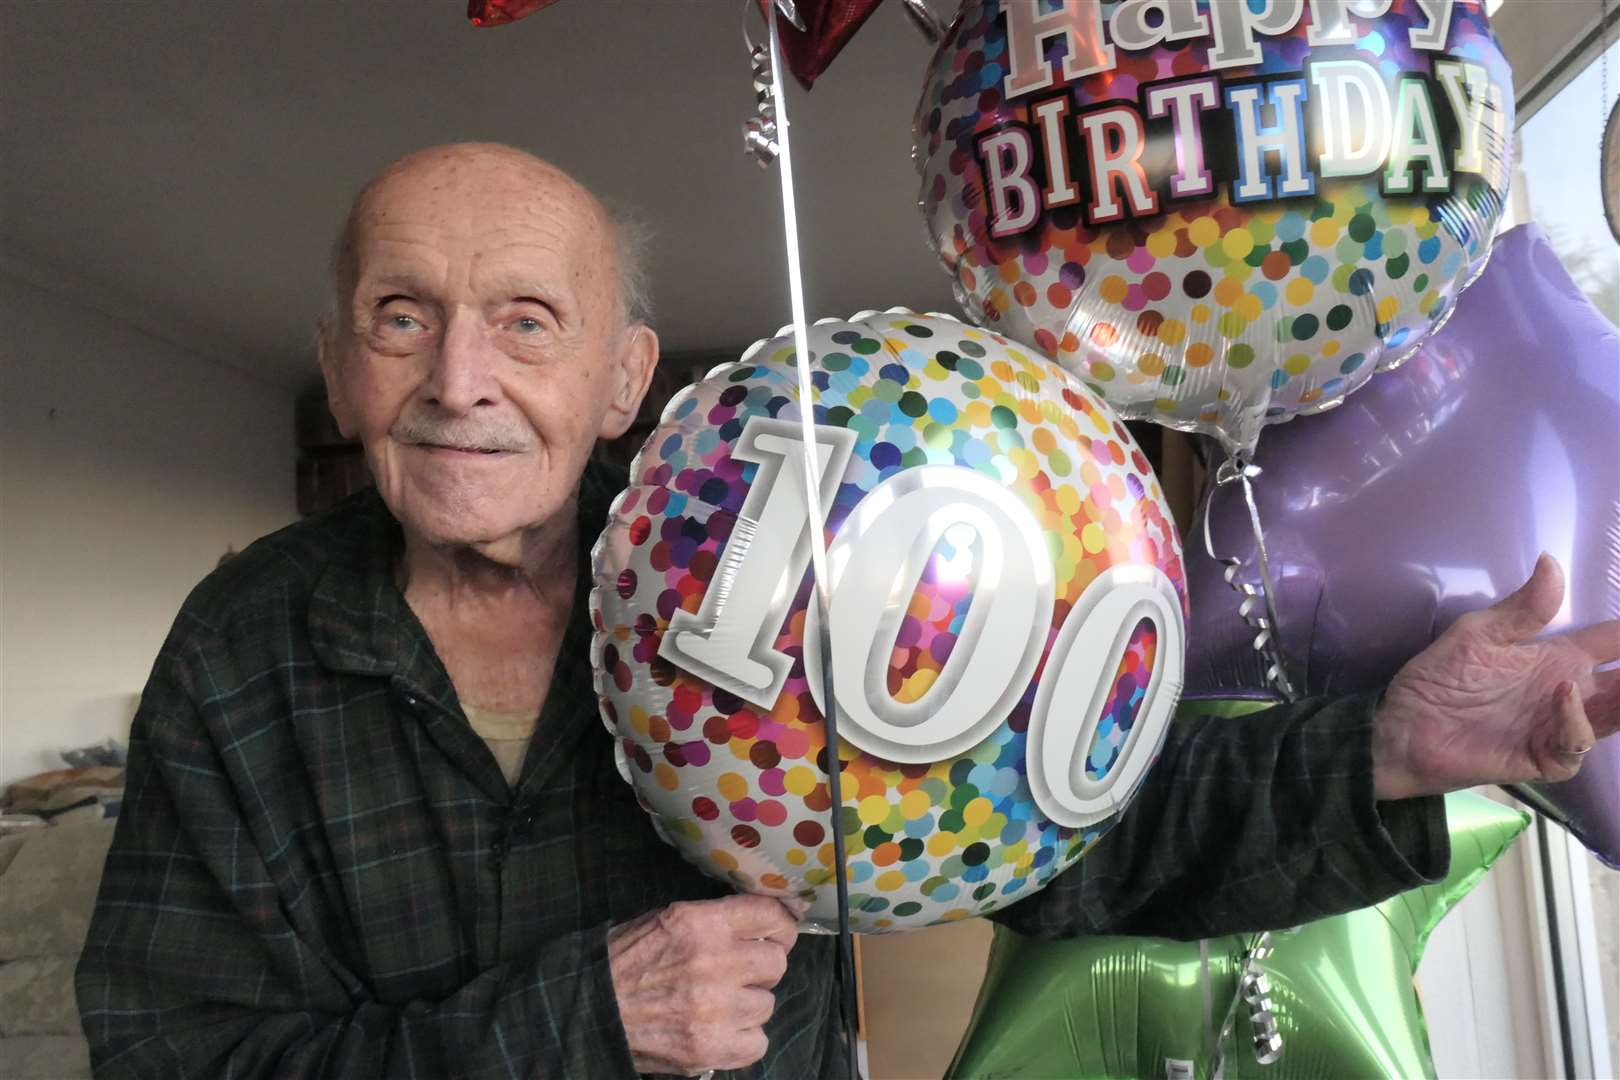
[462, 705, 539, 788]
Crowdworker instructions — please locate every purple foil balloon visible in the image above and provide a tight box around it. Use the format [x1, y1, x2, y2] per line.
[1186, 225, 1620, 867]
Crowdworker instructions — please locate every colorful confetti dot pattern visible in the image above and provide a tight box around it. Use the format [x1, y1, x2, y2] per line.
[1086, 617, 1157, 781]
[590, 311, 1187, 932]
[915, 0, 1513, 452]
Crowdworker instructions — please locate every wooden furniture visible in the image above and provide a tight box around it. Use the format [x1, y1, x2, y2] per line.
[295, 391, 370, 517]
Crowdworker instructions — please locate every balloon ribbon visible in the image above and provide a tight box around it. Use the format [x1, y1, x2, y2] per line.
[1199, 463, 1293, 1075]
[751, 3, 861, 1077]
[1201, 456, 1298, 701]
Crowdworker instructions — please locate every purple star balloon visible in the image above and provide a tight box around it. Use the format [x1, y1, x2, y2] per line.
[1186, 225, 1620, 867]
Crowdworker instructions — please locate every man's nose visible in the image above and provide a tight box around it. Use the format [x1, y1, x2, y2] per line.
[423, 307, 500, 414]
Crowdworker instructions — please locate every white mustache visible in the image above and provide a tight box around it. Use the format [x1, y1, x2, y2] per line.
[392, 410, 537, 453]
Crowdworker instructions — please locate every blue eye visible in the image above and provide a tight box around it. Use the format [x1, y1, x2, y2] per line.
[514, 316, 543, 334]
[388, 314, 421, 331]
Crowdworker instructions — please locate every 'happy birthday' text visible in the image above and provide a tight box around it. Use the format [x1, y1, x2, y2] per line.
[976, 0, 1505, 235]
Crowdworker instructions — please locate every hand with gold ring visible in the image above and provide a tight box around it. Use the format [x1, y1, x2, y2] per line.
[1372, 554, 1620, 801]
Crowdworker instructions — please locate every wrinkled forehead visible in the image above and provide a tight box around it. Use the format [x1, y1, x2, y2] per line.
[350, 152, 615, 296]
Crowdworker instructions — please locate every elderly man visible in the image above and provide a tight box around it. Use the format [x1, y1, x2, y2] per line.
[78, 143, 1618, 1079]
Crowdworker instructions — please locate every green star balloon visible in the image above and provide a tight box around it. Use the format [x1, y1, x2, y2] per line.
[947, 703, 1530, 1080]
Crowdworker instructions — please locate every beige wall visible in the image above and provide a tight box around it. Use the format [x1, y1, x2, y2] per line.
[0, 272, 297, 787]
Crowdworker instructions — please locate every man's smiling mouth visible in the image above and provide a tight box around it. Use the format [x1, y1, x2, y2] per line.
[418, 442, 511, 455]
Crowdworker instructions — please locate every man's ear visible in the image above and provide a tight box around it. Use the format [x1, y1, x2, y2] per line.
[598, 324, 661, 440]
[315, 315, 359, 440]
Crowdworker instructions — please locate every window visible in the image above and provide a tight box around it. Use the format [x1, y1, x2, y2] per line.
[1511, 40, 1620, 327]
[1497, 28, 1618, 1077]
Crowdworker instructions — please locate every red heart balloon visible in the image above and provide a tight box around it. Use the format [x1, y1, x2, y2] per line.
[754, 0, 883, 89]
[467, 0, 563, 28]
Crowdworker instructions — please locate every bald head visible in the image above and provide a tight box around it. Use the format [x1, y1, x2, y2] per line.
[314, 142, 663, 561]
[328, 143, 651, 333]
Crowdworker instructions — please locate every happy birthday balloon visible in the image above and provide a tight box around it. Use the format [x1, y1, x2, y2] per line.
[915, 0, 1514, 453]
[591, 310, 1187, 932]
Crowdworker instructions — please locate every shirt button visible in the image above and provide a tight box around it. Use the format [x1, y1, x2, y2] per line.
[401, 694, 418, 707]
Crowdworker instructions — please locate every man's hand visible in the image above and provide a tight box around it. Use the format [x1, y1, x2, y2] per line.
[1374, 554, 1620, 801]
[607, 894, 799, 1076]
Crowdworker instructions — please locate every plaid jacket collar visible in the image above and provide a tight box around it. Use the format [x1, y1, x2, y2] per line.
[304, 463, 620, 799]
[306, 489, 400, 673]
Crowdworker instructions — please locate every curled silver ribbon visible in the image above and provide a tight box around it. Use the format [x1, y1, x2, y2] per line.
[1241, 967, 1284, 1066]
[742, 0, 943, 166]
[740, 0, 808, 167]
[898, 0, 946, 42]
[772, 0, 805, 30]
[1200, 456, 1298, 701]
[1209, 930, 1285, 1075]
[741, 36, 780, 166]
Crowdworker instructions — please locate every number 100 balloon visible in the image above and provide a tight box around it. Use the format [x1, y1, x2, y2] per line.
[591, 310, 1187, 931]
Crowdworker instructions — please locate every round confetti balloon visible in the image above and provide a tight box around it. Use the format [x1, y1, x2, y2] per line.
[916, 0, 1513, 453]
[591, 310, 1188, 932]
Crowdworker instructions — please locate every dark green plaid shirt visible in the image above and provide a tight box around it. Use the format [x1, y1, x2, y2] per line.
[77, 461, 1447, 1079]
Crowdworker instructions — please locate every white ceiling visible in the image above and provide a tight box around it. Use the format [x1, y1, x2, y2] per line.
[3, 2, 1597, 392]
[2, 0, 959, 391]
